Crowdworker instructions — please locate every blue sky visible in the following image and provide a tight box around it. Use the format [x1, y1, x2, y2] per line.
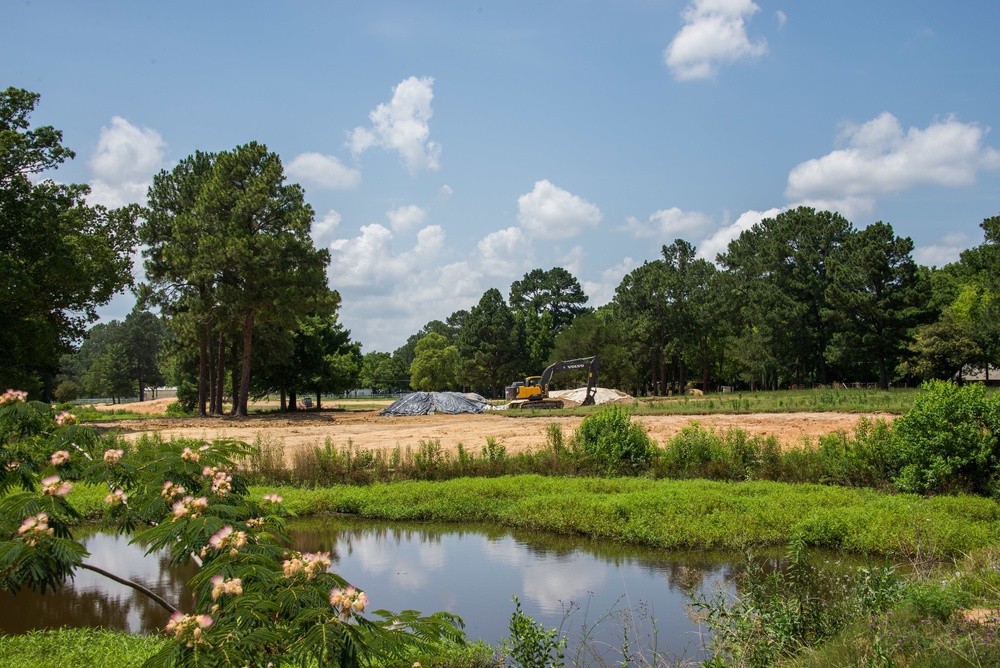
[6, 1, 1000, 352]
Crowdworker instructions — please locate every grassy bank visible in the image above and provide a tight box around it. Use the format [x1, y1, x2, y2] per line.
[66, 475, 999, 559]
[0, 628, 164, 668]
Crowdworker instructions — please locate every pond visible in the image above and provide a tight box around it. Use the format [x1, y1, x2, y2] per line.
[0, 518, 748, 662]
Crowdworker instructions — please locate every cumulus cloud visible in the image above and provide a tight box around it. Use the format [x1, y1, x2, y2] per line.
[697, 207, 785, 261]
[786, 113, 1000, 218]
[776, 10, 787, 29]
[913, 232, 971, 268]
[664, 0, 768, 80]
[312, 209, 342, 242]
[620, 207, 713, 240]
[325, 221, 538, 351]
[386, 204, 427, 233]
[87, 116, 166, 206]
[476, 226, 532, 277]
[584, 256, 639, 307]
[349, 76, 441, 174]
[516, 180, 602, 240]
[286, 152, 361, 190]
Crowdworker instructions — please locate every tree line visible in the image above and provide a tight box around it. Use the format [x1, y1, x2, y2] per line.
[377, 210, 999, 396]
[3, 86, 997, 406]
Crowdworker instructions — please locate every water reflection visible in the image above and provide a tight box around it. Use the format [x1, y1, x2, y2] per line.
[2, 518, 749, 660]
[0, 528, 198, 634]
[290, 518, 739, 660]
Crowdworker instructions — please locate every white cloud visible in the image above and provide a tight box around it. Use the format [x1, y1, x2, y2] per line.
[516, 180, 602, 240]
[88, 116, 166, 206]
[697, 207, 785, 261]
[312, 209, 342, 242]
[776, 10, 787, 29]
[664, 0, 768, 80]
[914, 232, 970, 268]
[386, 204, 427, 233]
[437, 184, 454, 203]
[620, 207, 713, 240]
[585, 256, 639, 307]
[286, 152, 361, 190]
[558, 245, 587, 277]
[476, 226, 532, 277]
[786, 113, 1000, 217]
[349, 76, 441, 174]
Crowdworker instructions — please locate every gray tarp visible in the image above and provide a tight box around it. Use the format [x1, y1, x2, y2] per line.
[379, 392, 490, 416]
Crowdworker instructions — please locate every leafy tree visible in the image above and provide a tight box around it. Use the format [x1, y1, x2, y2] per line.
[0, 88, 139, 397]
[360, 351, 407, 393]
[720, 207, 852, 386]
[509, 267, 591, 333]
[409, 332, 460, 391]
[898, 310, 980, 382]
[824, 222, 930, 389]
[121, 305, 168, 401]
[611, 260, 670, 393]
[293, 313, 362, 407]
[0, 391, 465, 666]
[144, 144, 334, 417]
[141, 151, 219, 415]
[517, 310, 555, 376]
[82, 341, 133, 402]
[458, 288, 522, 398]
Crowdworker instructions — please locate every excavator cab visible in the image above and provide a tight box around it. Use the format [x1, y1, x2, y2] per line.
[515, 376, 543, 401]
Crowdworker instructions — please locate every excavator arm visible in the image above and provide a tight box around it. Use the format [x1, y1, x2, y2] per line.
[536, 356, 600, 406]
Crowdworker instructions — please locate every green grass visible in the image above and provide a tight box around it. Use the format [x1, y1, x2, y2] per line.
[247, 475, 1000, 559]
[629, 387, 923, 415]
[0, 628, 165, 668]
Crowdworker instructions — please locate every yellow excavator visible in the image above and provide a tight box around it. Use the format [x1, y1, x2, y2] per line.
[507, 356, 600, 409]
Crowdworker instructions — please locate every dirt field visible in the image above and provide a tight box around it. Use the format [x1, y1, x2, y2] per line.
[98, 402, 896, 459]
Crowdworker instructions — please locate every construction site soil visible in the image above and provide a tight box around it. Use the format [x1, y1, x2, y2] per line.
[96, 400, 896, 460]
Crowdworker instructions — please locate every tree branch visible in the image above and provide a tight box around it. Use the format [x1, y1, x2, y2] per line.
[79, 562, 178, 614]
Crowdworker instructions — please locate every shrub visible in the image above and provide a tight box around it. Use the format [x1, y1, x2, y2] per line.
[892, 380, 1000, 495]
[164, 401, 190, 417]
[571, 404, 655, 476]
[53, 380, 79, 403]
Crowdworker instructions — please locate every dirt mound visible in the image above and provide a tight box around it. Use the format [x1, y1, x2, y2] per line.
[93, 397, 175, 415]
[550, 387, 632, 405]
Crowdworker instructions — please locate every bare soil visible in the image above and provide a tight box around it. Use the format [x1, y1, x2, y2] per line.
[98, 402, 896, 459]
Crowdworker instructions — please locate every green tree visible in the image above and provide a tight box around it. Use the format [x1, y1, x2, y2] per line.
[141, 151, 219, 415]
[409, 332, 460, 391]
[0, 88, 139, 397]
[458, 288, 522, 398]
[121, 305, 167, 401]
[509, 267, 591, 333]
[824, 222, 930, 389]
[720, 207, 852, 386]
[292, 312, 362, 407]
[611, 260, 670, 393]
[360, 351, 407, 393]
[898, 309, 980, 382]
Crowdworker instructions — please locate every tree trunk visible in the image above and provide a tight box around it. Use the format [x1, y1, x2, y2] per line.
[878, 357, 888, 390]
[213, 331, 226, 415]
[198, 327, 208, 417]
[229, 339, 239, 416]
[288, 387, 297, 412]
[236, 307, 254, 417]
[207, 334, 216, 414]
[316, 392, 322, 409]
[279, 382, 286, 412]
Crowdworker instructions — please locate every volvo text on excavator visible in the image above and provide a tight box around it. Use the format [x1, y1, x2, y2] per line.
[506, 356, 600, 409]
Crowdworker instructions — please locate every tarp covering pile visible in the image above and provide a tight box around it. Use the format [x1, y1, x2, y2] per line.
[380, 392, 490, 416]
